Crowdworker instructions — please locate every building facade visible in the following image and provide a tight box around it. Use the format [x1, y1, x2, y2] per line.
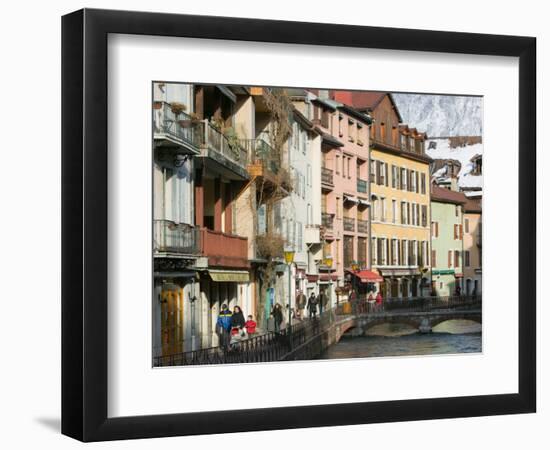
[331, 92, 432, 298]
[430, 184, 468, 296]
[463, 195, 482, 295]
[309, 96, 373, 304]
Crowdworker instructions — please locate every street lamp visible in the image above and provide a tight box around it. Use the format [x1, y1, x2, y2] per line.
[284, 247, 295, 350]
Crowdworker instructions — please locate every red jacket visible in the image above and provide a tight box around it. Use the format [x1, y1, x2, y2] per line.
[245, 320, 257, 334]
[375, 293, 383, 304]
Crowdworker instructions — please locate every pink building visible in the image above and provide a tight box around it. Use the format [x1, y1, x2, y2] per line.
[311, 97, 373, 300]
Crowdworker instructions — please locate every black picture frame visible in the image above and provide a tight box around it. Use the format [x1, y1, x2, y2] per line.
[62, 8, 536, 442]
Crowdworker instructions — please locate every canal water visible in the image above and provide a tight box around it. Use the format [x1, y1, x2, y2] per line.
[320, 320, 482, 360]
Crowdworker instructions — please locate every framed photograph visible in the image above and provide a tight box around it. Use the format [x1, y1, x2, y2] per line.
[62, 8, 536, 442]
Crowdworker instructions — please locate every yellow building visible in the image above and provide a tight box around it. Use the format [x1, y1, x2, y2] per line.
[341, 93, 432, 298]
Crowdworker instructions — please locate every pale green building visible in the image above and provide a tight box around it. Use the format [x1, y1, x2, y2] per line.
[430, 185, 468, 297]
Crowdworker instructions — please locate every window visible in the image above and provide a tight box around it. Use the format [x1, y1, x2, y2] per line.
[376, 161, 382, 185]
[336, 197, 342, 219]
[421, 205, 428, 227]
[411, 170, 417, 192]
[465, 250, 471, 267]
[380, 197, 386, 222]
[406, 203, 411, 225]
[379, 161, 385, 185]
[372, 197, 378, 221]
[400, 134, 406, 149]
[370, 160, 376, 181]
[421, 173, 426, 194]
[465, 218, 470, 233]
[392, 165, 398, 188]
[342, 156, 347, 178]
[392, 200, 397, 224]
[401, 202, 406, 224]
[335, 155, 340, 174]
[400, 168, 407, 190]
[391, 239, 398, 265]
[432, 221, 439, 237]
[415, 172, 420, 193]
[338, 114, 343, 137]
[416, 204, 420, 226]
[432, 249, 437, 267]
[385, 163, 389, 187]
[347, 157, 352, 179]
[372, 237, 378, 265]
[454, 250, 460, 268]
[455, 205, 460, 217]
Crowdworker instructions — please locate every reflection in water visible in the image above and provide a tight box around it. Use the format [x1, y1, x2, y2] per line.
[320, 320, 482, 359]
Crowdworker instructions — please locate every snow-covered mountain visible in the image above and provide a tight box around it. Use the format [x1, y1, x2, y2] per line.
[392, 94, 483, 138]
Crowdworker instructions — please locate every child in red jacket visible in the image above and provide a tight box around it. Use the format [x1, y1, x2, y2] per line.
[244, 315, 257, 336]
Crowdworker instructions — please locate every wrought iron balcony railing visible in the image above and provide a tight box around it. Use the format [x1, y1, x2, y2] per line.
[153, 102, 204, 150]
[204, 123, 249, 168]
[321, 167, 334, 185]
[153, 219, 200, 255]
[343, 217, 355, 232]
[357, 218, 369, 233]
[239, 138, 279, 175]
[321, 212, 334, 230]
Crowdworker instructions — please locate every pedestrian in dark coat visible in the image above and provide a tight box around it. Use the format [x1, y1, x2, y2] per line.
[216, 304, 233, 349]
[231, 305, 245, 328]
[307, 293, 318, 319]
[272, 303, 284, 333]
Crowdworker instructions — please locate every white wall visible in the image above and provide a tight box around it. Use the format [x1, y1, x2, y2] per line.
[0, 1, 546, 450]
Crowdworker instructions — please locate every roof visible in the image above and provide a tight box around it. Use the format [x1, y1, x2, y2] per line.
[330, 91, 404, 122]
[464, 197, 482, 213]
[431, 184, 468, 205]
[337, 104, 373, 124]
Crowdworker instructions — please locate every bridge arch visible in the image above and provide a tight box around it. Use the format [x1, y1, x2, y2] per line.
[429, 314, 482, 330]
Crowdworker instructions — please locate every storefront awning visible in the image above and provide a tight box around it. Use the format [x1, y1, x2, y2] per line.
[208, 269, 249, 283]
[350, 269, 383, 283]
[357, 198, 369, 206]
[343, 194, 358, 203]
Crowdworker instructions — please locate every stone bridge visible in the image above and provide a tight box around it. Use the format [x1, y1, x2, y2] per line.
[335, 309, 482, 339]
[283, 296, 482, 361]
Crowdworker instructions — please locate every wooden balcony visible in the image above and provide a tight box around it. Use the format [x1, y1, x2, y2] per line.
[200, 228, 249, 268]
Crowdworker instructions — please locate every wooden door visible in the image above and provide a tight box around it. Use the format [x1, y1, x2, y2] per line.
[161, 287, 184, 356]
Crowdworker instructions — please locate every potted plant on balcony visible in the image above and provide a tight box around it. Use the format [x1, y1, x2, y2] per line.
[223, 127, 244, 160]
[169, 101, 187, 115]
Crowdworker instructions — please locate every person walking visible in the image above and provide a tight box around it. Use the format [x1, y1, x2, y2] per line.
[216, 304, 233, 350]
[230, 305, 246, 330]
[296, 290, 307, 321]
[272, 303, 284, 333]
[307, 292, 318, 319]
[375, 291, 383, 312]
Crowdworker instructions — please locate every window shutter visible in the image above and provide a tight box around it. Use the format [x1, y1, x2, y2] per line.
[376, 161, 382, 185]
[385, 164, 389, 186]
[459, 224, 463, 239]
[448, 250, 452, 268]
